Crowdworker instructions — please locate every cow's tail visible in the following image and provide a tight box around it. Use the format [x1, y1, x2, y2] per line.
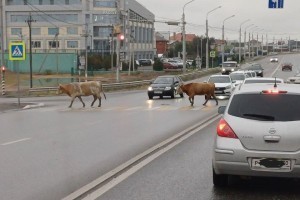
[101, 84, 107, 99]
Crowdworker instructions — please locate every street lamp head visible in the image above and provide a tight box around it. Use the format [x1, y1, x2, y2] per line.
[223, 14, 235, 25]
[207, 5, 222, 19]
[183, 0, 196, 13]
[240, 19, 251, 28]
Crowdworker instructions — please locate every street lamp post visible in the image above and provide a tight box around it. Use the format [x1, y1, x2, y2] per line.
[222, 15, 235, 68]
[239, 19, 250, 64]
[182, 0, 195, 72]
[254, 28, 264, 56]
[244, 24, 254, 60]
[248, 26, 258, 58]
[206, 6, 221, 69]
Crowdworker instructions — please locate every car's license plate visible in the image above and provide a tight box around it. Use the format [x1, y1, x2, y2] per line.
[215, 91, 224, 94]
[251, 158, 291, 169]
[154, 91, 162, 94]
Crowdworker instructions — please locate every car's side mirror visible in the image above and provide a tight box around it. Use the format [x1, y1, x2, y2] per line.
[232, 80, 236, 83]
[218, 106, 226, 114]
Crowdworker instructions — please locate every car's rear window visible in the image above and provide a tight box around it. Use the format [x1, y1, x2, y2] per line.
[244, 79, 283, 84]
[228, 93, 300, 121]
[230, 74, 245, 81]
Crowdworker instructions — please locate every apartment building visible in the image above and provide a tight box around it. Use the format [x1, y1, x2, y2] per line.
[0, 0, 155, 61]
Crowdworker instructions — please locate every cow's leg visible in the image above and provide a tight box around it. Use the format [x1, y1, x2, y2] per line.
[203, 95, 209, 106]
[78, 96, 85, 107]
[189, 96, 194, 106]
[213, 94, 219, 105]
[97, 95, 102, 107]
[91, 95, 97, 107]
[69, 97, 75, 108]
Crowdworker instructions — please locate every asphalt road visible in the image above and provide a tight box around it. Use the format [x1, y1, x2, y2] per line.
[97, 119, 300, 200]
[1, 54, 300, 200]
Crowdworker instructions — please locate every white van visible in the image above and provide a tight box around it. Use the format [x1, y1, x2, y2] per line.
[221, 61, 239, 75]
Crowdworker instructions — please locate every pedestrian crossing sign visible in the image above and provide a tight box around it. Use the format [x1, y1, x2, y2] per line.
[9, 42, 26, 61]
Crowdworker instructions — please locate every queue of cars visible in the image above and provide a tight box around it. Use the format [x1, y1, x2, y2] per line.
[147, 58, 300, 187]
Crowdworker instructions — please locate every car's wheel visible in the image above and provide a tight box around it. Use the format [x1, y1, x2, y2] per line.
[148, 95, 153, 100]
[213, 168, 228, 187]
[171, 90, 175, 99]
[159, 95, 163, 99]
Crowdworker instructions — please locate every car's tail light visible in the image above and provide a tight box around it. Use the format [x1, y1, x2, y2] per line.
[217, 118, 238, 139]
[262, 90, 287, 94]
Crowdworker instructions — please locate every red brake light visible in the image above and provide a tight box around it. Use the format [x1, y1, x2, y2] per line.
[262, 90, 287, 94]
[217, 118, 238, 139]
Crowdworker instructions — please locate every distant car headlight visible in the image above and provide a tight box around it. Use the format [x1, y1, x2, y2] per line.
[148, 86, 153, 91]
[231, 68, 235, 71]
[222, 68, 225, 71]
[258, 71, 262, 73]
[165, 86, 171, 90]
[225, 85, 231, 89]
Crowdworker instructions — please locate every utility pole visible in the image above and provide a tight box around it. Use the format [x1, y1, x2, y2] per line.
[80, 23, 89, 81]
[0, 0, 4, 67]
[26, 13, 36, 88]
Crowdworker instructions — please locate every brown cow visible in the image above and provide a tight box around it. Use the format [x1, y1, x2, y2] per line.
[177, 82, 218, 106]
[58, 81, 106, 108]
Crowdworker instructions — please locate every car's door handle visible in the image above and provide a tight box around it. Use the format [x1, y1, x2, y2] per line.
[264, 135, 281, 142]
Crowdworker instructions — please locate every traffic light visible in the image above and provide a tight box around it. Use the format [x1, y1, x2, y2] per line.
[1, 66, 5, 76]
[118, 34, 124, 40]
[118, 34, 125, 47]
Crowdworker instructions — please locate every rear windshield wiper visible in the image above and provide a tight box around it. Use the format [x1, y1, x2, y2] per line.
[242, 113, 275, 121]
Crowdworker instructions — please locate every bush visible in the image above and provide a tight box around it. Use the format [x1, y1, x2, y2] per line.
[153, 58, 163, 71]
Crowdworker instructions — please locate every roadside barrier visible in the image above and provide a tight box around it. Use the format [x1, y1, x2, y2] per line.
[28, 68, 220, 95]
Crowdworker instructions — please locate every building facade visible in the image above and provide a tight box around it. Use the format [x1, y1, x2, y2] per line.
[0, 0, 155, 64]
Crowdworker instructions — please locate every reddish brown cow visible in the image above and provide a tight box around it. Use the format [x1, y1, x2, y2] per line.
[58, 81, 106, 108]
[177, 82, 218, 106]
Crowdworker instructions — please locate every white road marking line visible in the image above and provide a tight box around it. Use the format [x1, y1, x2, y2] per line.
[125, 106, 143, 111]
[1, 138, 31, 146]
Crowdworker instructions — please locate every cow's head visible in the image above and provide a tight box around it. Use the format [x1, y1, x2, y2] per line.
[176, 83, 184, 94]
[57, 84, 63, 95]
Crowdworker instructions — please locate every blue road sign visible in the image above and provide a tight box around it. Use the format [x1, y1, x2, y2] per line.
[269, 0, 284, 8]
[9, 42, 26, 61]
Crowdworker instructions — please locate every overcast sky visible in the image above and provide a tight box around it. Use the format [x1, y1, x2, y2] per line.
[137, 0, 299, 42]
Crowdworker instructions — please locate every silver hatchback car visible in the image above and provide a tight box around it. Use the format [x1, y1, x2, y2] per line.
[213, 83, 300, 186]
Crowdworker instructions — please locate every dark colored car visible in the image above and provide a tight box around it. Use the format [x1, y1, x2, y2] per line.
[282, 63, 293, 71]
[163, 62, 178, 70]
[138, 59, 152, 66]
[147, 75, 184, 99]
[246, 63, 264, 77]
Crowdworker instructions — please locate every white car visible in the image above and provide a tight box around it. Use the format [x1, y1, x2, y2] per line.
[213, 84, 300, 186]
[286, 73, 300, 84]
[207, 75, 234, 98]
[270, 57, 279, 62]
[229, 72, 249, 87]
